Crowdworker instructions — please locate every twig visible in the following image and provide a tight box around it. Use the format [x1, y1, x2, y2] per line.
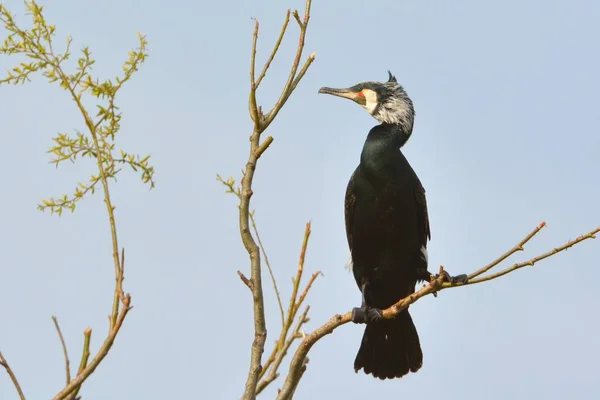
[67, 328, 91, 400]
[238, 270, 254, 290]
[256, 306, 311, 394]
[0, 351, 26, 400]
[467, 226, 600, 285]
[263, 1, 314, 129]
[52, 316, 71, 385]
[258, 222, 318, 385]
[294, 270, 321, 315]
[53, 299, 131, 400]
[254, 136, 274, 158]
[250, 211, 285, 326]
[249, 19, 260, 125]
[276, 224, 600, 400]
[255, 11, 291, 87]
[287, 223, 312, 322]
[468, 221, 546, 279]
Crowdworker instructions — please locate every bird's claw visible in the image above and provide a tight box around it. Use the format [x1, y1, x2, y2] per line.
[352, 306, 383, 324]
[429, 271, 468, 298]
[433, 271, 468, 285]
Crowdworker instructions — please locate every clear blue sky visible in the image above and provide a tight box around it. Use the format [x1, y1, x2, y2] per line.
[1, 0, 599, 399]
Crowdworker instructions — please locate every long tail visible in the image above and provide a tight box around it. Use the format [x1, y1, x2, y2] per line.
[354, 310, 423, 379]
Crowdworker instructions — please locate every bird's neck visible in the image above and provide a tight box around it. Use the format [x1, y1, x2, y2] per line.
[360, 123, 408, 172]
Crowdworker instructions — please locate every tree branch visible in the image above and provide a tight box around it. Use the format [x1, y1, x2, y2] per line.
[263, 2, 315, 129]
[256, 222, 321, 393]
[468, 221, 546, 280]
[276, 224, 600, 399]
[52, 316, 71, 385]
[0, 351, 26, 400]
[466, 226, 599, 285]
[255, 11, 290, 88]
[256, 306, 311, 394]
[64, 327, 91, 400]
[53, 299, 131, 400]
[251, 210, 285, 326]
[0, 3, 147, 398]
[240, 1, 315, 398]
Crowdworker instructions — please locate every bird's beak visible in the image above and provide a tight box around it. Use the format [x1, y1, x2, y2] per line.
[318, 87, 366, 105]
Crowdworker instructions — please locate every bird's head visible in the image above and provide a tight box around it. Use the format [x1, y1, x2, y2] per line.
[318, 71, 415, 134]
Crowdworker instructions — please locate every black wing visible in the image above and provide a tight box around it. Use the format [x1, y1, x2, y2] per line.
[344, 170, 356, 252]
[415, 179, 431, 244]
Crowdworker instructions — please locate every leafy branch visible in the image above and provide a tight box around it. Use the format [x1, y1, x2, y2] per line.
[0, 1, 152, 399]
[0, 1, 155, 217]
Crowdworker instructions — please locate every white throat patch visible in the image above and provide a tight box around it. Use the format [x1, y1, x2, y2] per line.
[361, 89, 378, 115]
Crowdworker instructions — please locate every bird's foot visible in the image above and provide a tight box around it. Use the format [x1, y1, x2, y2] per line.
[429, 269, 468, 297]
[434, 270, 468, 285]
[351, 306, 383, 324]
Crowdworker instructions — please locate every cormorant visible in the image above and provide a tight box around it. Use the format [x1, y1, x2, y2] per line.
[319, 71, 467, 380]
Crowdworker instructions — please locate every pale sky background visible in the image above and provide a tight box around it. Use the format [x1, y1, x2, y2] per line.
[1, 0, 599, 399]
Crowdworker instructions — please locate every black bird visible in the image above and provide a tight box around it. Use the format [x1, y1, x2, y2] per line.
[319, 72, 467, 380]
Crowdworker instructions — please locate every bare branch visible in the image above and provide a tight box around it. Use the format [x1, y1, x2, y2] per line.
[238, 270, 254, 290]
[256, 306, 311, 394]
[52, 316, 71, 385]
[257, 222, 319, 387]
[254, 136, 274, 158]
[263, 1, 314, 129]
[240, 1, 315, 398]
[250, 210, 285, 326]
[53, 299, 131, 400]
[467, 226, 599, 285]
[468, 221, 546, 279]
[294, 270, 322, 315]
[249, 19, 260, 126]
[276, 224, 600, 399]
[0, 351, 26, 400]
[66, 328, 91, 400]
[288, 222, 312, 320]
[255, 11, 291, 87]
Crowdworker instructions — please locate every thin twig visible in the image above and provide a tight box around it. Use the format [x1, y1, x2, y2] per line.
[53, 299, 131, 400]
[52, 316, 71, 385]
[276, 225, 600, 400]
[250, 211, 285, 327]
[258, 222, 317, 383]
[256, 306, 311, 394]
[254, 136, 274, 158]
[255, 11, 291, 87]
[67, 328, 91, 400]
[468, 226, 600, 284]
[286, 222, 312, 323]
[238, 270, 254, 290]
[263, 1, 314, 129]
[468, 221, 546, 279]
[294, 270, 321, 315]
[0, 351, 26, 400]
[249, 19, 260, 126]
